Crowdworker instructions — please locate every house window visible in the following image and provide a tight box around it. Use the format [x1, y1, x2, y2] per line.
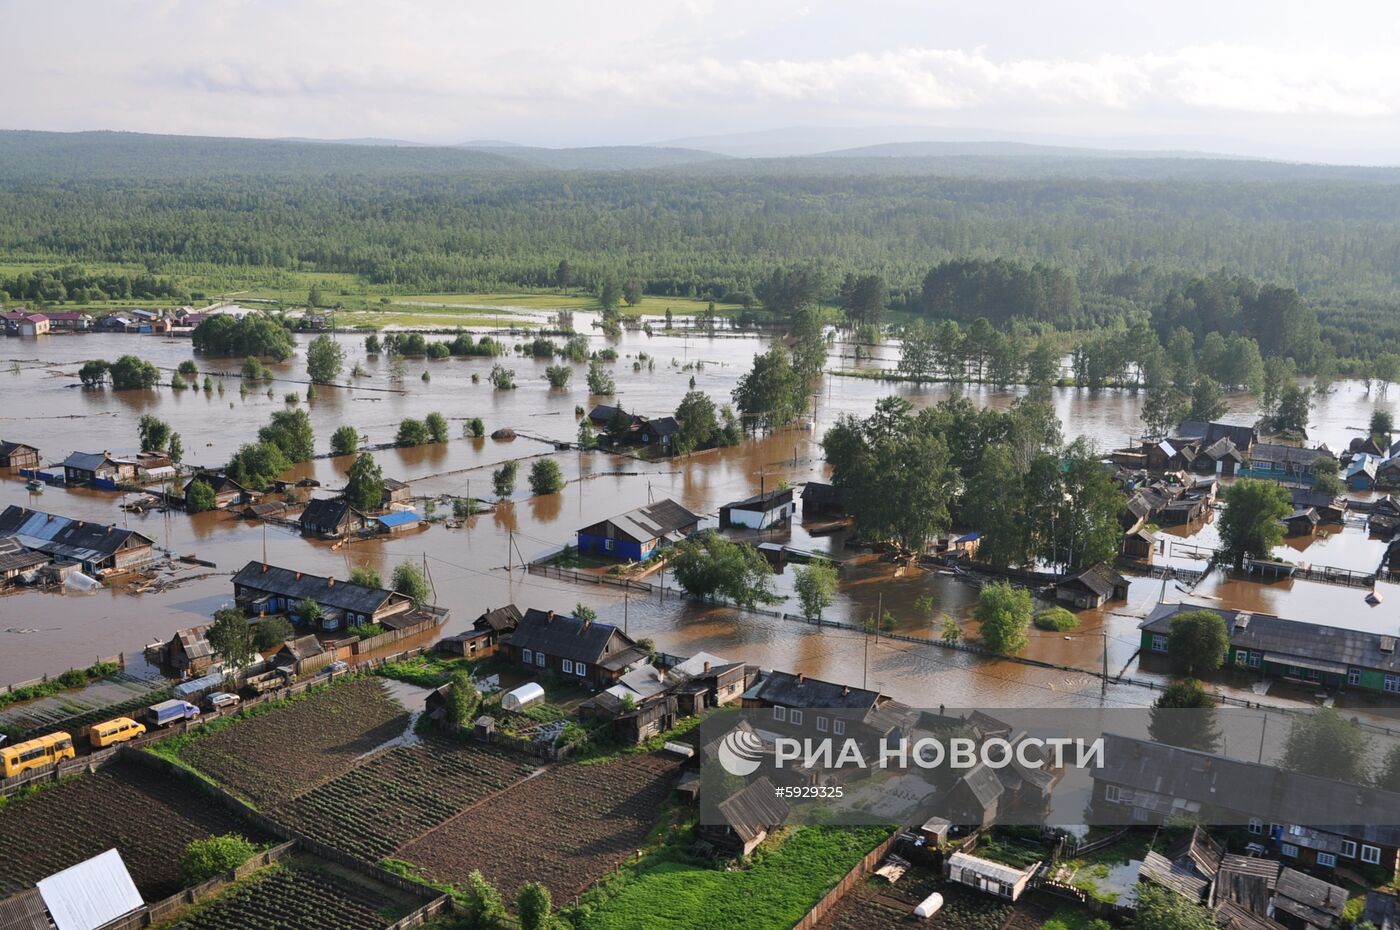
[562, 659, 573, 674]
[1132, 806, 1149, 822]
[1151, 634, 1168, 652]
[604, 538, 615, 552]
[1342, 840, 1357, 858]
[1363, 845, 1382, 865]
[1248, 818, 1263, 835]
[1281, 843, 1299, 857]
[790, 710, 804, 726]
[1304, 668, 1319, 681]
[1104, 785, 1121, 803]
[576, 663, 586, 677]
[1386, 676, 1400, 694]
[773, 706, 787, 722]
[833, 719, 846, 735]
[816, 716, 829, 733]
[1317, 853, 1337, 868]
[535, 652, 545, 667]
[1349, 669, 1362, 686]
[1248, 652, 1261, 669]
[522, 649, 533, 665]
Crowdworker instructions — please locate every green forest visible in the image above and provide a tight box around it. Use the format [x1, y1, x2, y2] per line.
[3, 131, 1400, 361]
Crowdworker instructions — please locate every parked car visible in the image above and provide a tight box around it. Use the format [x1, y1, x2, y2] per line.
[146, 699, 200, 728]
[319, 660, 350, 677]
[203, 692, 241, 712]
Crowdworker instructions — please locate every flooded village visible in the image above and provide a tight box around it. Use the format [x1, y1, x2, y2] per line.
[5, 308, 1400, 930]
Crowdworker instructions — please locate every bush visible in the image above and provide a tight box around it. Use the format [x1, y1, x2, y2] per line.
[425, 412, 449, 443]
[397, 418, 430, 446]
[330, 425, 359, 456]
[253, 616, 295, 650]
[186, 478, 218, 513]
[179, 834, 257, 885]
[529, 458, 565, 495]
[1034, 607, 1080, 631]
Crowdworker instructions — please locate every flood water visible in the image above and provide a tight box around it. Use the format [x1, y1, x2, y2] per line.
[3, 323, 1399, 712]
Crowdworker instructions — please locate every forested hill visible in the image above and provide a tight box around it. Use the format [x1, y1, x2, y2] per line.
[0, 131, 725, 178]
[4, 129, 1400, 357]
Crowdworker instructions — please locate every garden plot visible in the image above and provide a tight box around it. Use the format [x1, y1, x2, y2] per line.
[0, 760, 271, 900]
[273, 736, 539, 860]
[159, 857, 424, 930]
[179, 678, 410, 807]
[398, 753, 680, 900]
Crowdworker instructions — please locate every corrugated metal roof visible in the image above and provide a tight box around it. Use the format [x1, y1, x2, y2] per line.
[507, 608, 634, 665]
[579, 499, 700, 544]
[232, 560, 406, 616]
[374, 511, 421, 528]
[0, 888, 51, 930]
[60, 452, 117, 473]
[36, 849, 142, 930]
[0, 506, 154, 565]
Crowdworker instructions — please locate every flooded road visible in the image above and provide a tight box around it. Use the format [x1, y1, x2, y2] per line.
[2, 326, 1399, 711]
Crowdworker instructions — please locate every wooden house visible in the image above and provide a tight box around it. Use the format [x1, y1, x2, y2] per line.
[298, 497, 368, 537]
[696, 778, 789, 858]
[183, 472, 254, 510]
[941, 763, 1004, 828]
[1122, 527, 1156, 561]
[1054, 563, 1129, 609]
[582, 689, 678, 745]
[719, 487, 794, 530]
[231, 560, 420, 631]
[1271, 868, 1346, 930]
[1348, 455, 1380, 491]
[800, 482, 847, 518]
[1280, 508, 1319, 537]
[166, 625, 216, 675]
[1175, 421, 1258, 456]
[500, 608, 648, 688]
[0, 505, 154, 576]
[0, 441, 40, 470]
[638, 416, 679, 453]
[1288, 488, 1346, 523]
[381, 478, 412, 507]
[1093, 733, 1400, 875]
[62, 451, 137, 486]
[0, 537, 50, 584]
[274, 635, 331, 674]
[439, 605, 522, 659]
[576, 499, 699, 561]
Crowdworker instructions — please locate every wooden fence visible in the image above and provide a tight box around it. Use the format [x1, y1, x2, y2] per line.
[527, 562, 655, 592]
[351, 615, 443, 655]
[97, 842, 298, 930]
[791, 828, 901, 930]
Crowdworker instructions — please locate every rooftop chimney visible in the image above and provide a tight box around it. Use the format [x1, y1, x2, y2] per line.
[262, 563, 269, 573]
[703, 661, 711, 674]
[295, 572, 301, 581]
[547, 611, 554, 622]
[842, 686, 850, 697]
[797, 673, 805, 685]
[327, 577, 335, 587]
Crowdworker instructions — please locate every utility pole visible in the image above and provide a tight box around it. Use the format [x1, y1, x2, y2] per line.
[507, 527, 513, 574]
[624, 588, 629, 635]
[1101, 631, 1108, 698]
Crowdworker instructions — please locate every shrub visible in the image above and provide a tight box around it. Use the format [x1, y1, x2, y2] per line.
[529, 458, 565, 495]
[179, 834, 257, 885]
[1033, 607, 1080, 631]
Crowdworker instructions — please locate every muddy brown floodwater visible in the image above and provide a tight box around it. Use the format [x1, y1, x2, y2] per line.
[2, 321, 1398, 711]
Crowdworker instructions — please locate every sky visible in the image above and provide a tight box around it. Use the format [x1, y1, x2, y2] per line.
[4, 0, 1400, 162]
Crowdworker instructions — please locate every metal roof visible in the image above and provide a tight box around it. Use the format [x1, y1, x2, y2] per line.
[578, 499, 700, 544]
[36, 849, 143, 930]
[722, 487, 794, 512]
[948, 851, 1035, 885]
[232, 560, 407, 616]
[374, 511, 421, 528]
[1141, 603, 1400, 675]
[60, 451, 119, 473]
[506, 608, 636, 665]
[751, 669, 880, 711]
[0, 505, 153, 565]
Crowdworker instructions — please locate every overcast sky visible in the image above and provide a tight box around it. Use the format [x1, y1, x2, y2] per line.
[5, 0, 1400, 162]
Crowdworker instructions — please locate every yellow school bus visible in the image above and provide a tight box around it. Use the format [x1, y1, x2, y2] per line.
[1, 732, 76, 778]
[88, 717, 147, 749]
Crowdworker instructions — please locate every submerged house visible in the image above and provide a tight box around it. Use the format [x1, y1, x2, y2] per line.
[298, 497, 368, 537]
[0, 440, 40, 470]
[1248, 444, 1330, 482]
[0, 504, 155, 576]
[576, 499, 700, 561]
[62, 450, 138, 486]
[183, 472, 254, 511]
[719, 487, 795, 530]
[1140, 602, 1400, 695]
[1054, 563, 1129, 609]
[800, 482, 847, 518]
[1280, 508, 1320, 537]
[231, 560, 423, 631]
[638, 416, 680, 453]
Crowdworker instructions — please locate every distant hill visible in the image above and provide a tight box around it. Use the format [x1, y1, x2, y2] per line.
[0, 131, 727, 179]
[809, 140, 1224, 160]
[458, 144, 726, 170]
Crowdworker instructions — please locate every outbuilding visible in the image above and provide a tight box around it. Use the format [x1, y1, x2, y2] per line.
[719, 487, 794, 530]
[945, 851, 1037, 901]
[1054, 563, 1129, 609]
[501, 681, 545, 712]
[0, 440, 40, 470]
[576, 499, 700, 561]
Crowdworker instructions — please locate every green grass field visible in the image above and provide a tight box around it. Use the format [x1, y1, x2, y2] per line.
[576, 826, 889, 930]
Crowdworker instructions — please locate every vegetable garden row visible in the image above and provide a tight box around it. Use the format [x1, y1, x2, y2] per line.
[160, 859, 411, 930]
